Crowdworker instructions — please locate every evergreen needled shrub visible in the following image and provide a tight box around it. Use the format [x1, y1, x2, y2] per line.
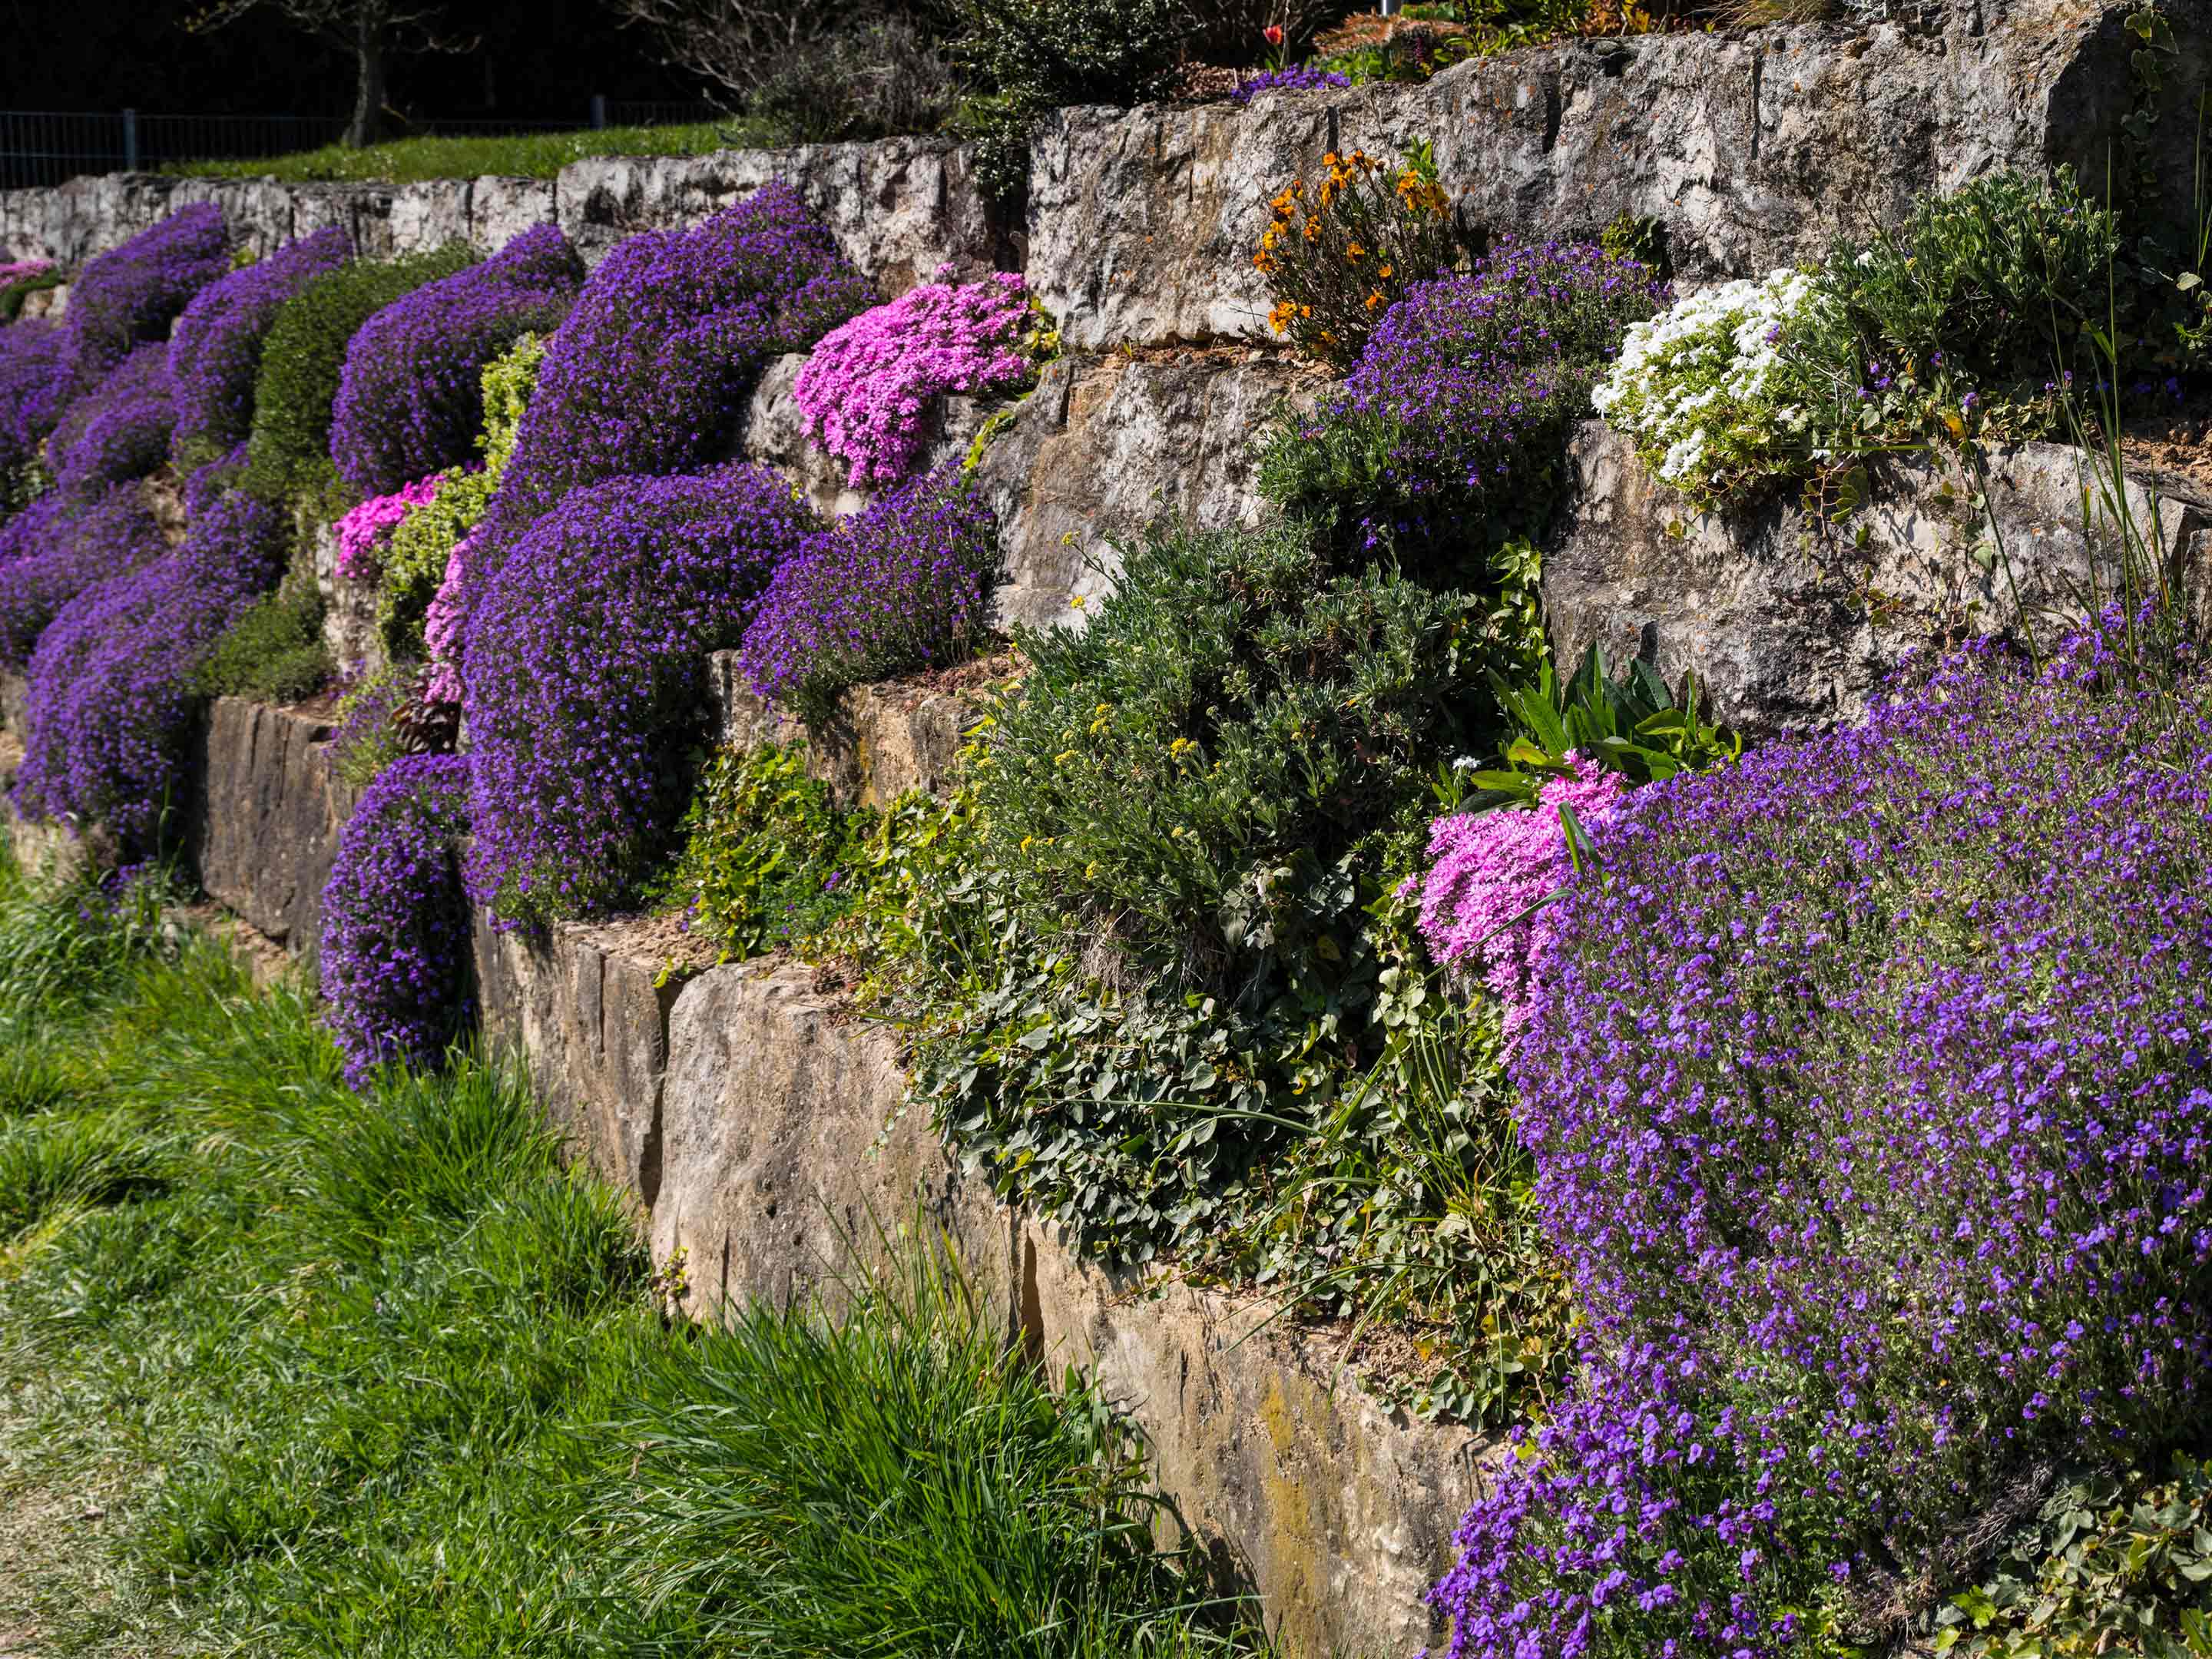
[1432, 628, 2212, 1659]
[320, 753, 472, 1086]
[461, 463, 816, 928]
[737, 468, 998, 725]
[328, 224, 581, 498]
[241, 243, 478, 508]
[793, 273, 1032, 487]
[166, 224, 353, 461]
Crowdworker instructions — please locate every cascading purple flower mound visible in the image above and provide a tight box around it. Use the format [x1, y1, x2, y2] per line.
[1431, 628, 2212, 1659]
[1229, 65, 1350, 104]
[14, 489, 288, 849]
[1309, 240, 1667, 550]
[0, 483, 165, 667]
[791, 272, 1031, 487]
[1409, 755, 1625, 1042]
[167, 224, 353, 456]
[45, 343, 175, 498]
[461, 463, 817, 927]
[737, 467, 998, 723]
[0, 320, 65, 486]
[320, 752, 472, 1087]
[31, 204, 231, 435]
[438, 185, 870, 673]
[328, 224, 581, 497]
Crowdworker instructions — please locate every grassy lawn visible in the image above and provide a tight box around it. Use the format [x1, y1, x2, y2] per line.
[161, 119, 785, 185]
[0, 843, 1269, 1657]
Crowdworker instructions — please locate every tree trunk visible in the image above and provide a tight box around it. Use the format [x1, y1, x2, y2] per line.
[345, 12, 386, 150]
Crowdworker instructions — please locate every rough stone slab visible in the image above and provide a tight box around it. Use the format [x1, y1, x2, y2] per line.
[972, 349, 1319, 631]
[702, 651, 979, 806]
[312, 520, 383, 680]
[187, 697, 357, 959]
[470, 176, 559, 255]
[1028, 2, 2199, 350]
[1543, 422, 2212, 735]
[651, 957, 1485, 1659]
[472, 915, 677, 1209]
[741, 352, 992, 522]
[0, 666, 25, 739]
[385, 178, 475, 257]
[0, 173, 179, 266]
[555, 138, 1001, 285]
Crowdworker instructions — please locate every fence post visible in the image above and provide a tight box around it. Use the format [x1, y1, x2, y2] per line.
[121, 108, 139, 172]
[589, 94, 608, 131]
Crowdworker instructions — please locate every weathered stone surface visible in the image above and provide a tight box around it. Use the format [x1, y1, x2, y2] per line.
[0, 666, 26, 738]
[1544, 422, 2212, 735]
[163, 177, 303, 260]
[650, 958, 1485, 1659]
[972, 349, 1319, 630]
[555, 139, 1001, 283]
[311, 520, 382, 680]
[385, 178, 474, 256]
[1028, 2, 2203, 350]
[741, 352, 993, 522]
[15, 281, 65, 320]
[472, 916, 678, 1209]
[0, 173, 179, 266]
[187, 697, 356, 959]
[702, 651, 980, 806]
[471, 176, 558, 255]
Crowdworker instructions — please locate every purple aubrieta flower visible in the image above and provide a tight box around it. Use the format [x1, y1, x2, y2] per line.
[167, 224, 353, 457]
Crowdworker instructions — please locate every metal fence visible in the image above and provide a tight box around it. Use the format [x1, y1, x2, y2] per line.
[0, 100, 725, 192]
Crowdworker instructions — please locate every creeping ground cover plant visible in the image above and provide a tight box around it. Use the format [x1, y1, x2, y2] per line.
[165, 224, 353, 462]
[791, 271, 1035, 487]
[1429, 624, 2212, 1659]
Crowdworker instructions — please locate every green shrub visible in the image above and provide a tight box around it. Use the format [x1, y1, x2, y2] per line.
[652, 744, 876, 965]
[975, 519, 1509, 979]
[750, 17, 962, 145]
[954, 0, 1181, 201]
[192, 571, 331, 706]
[1811, 166, 2119, 397]
[240, 245, 478, 511]
[374, 330, 544, 661]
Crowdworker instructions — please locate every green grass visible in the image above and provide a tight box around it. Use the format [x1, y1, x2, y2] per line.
[0, 838, 1269, 1657]
[163, 120, 781, 185]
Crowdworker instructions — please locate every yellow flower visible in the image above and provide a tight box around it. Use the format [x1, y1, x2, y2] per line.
[1365, 287, 1386, 309]
[1323, 150, 1340, 167]
[1021, 836, 1035, 852]
[1084, 862, 1100, 879]
[1303, 218, 1321, 243]
[1267, 300, 1296, 333]
[1055, 750, 1078, 766]
[1345, 241, 1365, 262]
[1168, 737, 1197, 760]
[1378, 263, 1393, 279]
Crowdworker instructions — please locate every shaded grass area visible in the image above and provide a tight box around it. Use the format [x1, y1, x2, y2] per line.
[0, 841, 1269, 1657]
[160, 121, 780, 186]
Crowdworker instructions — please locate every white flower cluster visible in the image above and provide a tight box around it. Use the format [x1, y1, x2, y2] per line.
[1591, 269, 1822, 498]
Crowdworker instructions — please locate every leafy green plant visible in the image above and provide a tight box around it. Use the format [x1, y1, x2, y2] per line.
[1937, 1456, 2212, 1659]
[953, 0, 1181, 203]
[192, 569, 331, 706]
[750, 16, 963, 144]
[240, 244, 478, 511]
[1442, 641, 1740, 810]
[652, 743, 877, 966]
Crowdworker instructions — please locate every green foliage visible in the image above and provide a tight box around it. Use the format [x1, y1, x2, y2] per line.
[161, 121, 766, 185]
[0, 267, 63, 323]
[1806, 166, 2121, 412]
[374, 331, 544, 661]
[0, 839, 1267, 1656]
[652, 743, 876, 966]
[750, 17, 962, 145]
[1442, 641, 1740, 810]
[191, 569, 331, 707]
[1600, 210, 1671, 282]
[953, 0, 1181, 202]
[620, 1226, 1260, 1657]
[975, 518, 1505, 981]
[240, 245, 478, 510]
[2111, 5, 2212, 375]
[1937, 1456, 2212, 1659]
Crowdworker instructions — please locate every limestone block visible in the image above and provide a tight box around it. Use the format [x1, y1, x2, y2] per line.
[187, 697, 357, 959]
[0, 667, 26, 738]
[1542, 422, 2212, 735]
[164, 177, 299, 259]
[472, 916, 678, 1208]
[556, 138, 999, 287]
[972, 350, 1319, 631]
[469, 176, 557, 254]
[287, 184, 392, 257]
[1027, 3, 2193, 350]
[311, 519, 382, 680]
[702, 651, 979, 806]
[386, 179, 473, 257]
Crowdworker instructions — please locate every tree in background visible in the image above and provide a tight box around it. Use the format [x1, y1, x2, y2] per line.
[184, 0, 476, 147]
